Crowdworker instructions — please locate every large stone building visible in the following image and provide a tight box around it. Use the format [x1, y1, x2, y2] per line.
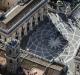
[0, 0, 68, 75]
[0, 0, 48, 47]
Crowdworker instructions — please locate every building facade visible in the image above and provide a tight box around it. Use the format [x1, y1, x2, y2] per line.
[5, 39, 21, 74]
[0, 0, 48, 49]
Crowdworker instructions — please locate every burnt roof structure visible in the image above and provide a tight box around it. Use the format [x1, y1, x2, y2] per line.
[20, 18, 68, 62]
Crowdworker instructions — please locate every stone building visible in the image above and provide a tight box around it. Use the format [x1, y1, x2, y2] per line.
[0, 0, 48, 49]
[0, 39, 25, 75]
[5, 39, 21, 74]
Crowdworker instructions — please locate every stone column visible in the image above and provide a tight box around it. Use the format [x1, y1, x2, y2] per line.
[29, 18, 33, 30]
[44, 4, 48, 16]
[23, 23, 27, 36]
[1, 35, 5, 42]
[18, 27, 22, 40]
[35, 13, 38, 25]
[12, 33, 16, 39]
[40, 8, 44, 21]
